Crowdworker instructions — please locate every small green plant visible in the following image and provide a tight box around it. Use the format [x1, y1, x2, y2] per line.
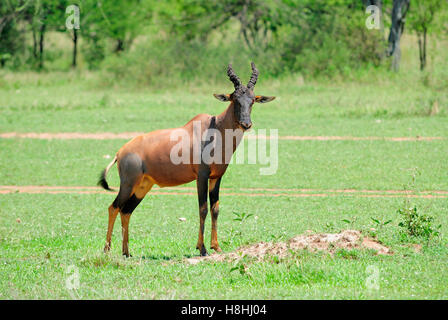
[341, 216, 357, 229]
[396, 168, 441, 242]
[371, 217, 392, 230]
[222, 226, 242, 247]
[223, 212, 254, 247]
[335, 248, 360, 260]
[229, 257, 251, 278]
[270, 234, 283, 241]
[324, 222, 336, 232]
[398, 206, 441, 241]
[233, 212, 254, 223]
[368, 217, 392, 237]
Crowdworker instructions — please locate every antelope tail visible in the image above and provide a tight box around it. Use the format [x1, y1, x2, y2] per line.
[98, 156, 117, 191]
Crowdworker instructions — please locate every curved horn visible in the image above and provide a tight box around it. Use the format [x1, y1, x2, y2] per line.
[227, 64, 242, 90]
[247, 62, 259, 90]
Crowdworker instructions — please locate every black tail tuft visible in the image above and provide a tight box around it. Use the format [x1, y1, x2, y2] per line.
[98, 169, 113, 191]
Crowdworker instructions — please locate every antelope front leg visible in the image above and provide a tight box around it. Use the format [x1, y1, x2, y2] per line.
[196, 171, 209, 256]
[209, 177, 222, 252]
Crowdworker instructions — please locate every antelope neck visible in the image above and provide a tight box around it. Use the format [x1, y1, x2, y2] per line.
[215, 102, 239, 132]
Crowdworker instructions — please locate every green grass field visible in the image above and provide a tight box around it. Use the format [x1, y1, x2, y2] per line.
[0, 71, 447, 299]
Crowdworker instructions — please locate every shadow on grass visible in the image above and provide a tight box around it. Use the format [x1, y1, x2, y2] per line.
[139, 253, 197, 261]
[81, 251, 199, 268]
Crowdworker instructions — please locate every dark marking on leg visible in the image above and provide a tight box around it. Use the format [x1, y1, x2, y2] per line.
[121, 194, 142, 214]
[118, 193, 144, 257]
[209, 177, 222, 252]
[113, 184, 133, 209]
[196, 165, 210, 256]
[112, 153, 148, 257]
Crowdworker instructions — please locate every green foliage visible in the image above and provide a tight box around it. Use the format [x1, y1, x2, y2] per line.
[408, 0, 446, 34]
[0, 1, 26, 67]
[277, 0, 384, 77]
[408, 0, 447, 70]
[221, 226, 242, 248]
[229, 258, 252, 278]
[368, 217, 392, 238]
[335, 248, 360, 259]
[398, 206, 441, 240]
[232, 212, 254, 223]
[99, 38, 260, 87]
[395, 168, 441, 242]
[0, 20, 22, 67]
[371, 217, 392, 229]
[0, 0, 432, 77]
[341, 216, 358, 229]
[81, 35, 106, 70]
[83, 0, 149, 53]
[1, 1, 448, 81]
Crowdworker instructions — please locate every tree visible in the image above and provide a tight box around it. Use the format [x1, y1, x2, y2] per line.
[93, 0, 148, 53]
[408, 0, 446, 71]
[386, 0, 410, 71]
[0, 0, 29, 67]
[160, 0, 282, 51]
[0, 17, 21, 67]
[62, 1, 80, 68]
[233, 0, 282, 51]
[30, 0, 65, 69]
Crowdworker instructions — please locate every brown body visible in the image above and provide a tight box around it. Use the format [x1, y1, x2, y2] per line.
[99, 63, 275, 257]
[117, 107, 241, 187]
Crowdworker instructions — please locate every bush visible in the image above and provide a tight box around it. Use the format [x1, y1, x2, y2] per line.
[99, 38, 262, 88]
[276, 6, 384, 77]
[82, 35, 106, 70]
[398, 206, 441, 241]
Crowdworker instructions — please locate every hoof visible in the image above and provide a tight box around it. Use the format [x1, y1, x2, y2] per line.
[197, 246, 208, 257]
[197, 243, 208, 256]
[122, 253, 132, 258]
[104, 245, 111, 253]
[212, 246, 222, 253]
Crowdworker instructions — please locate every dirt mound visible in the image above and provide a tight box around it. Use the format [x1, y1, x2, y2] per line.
[186, 230, 390, 264]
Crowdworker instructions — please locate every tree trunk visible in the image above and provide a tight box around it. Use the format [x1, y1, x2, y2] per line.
[422, 27, 427, 71]
[32, 27, 38, 59]
[38, 24, 46, 69]
[417, 27, 427, 71]
[386, 0, 410, 72]
[115, 39, 124, 53]
[72, 28, 78, 68]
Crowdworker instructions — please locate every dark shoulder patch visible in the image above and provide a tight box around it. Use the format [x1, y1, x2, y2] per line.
[209, 116, 217, 129]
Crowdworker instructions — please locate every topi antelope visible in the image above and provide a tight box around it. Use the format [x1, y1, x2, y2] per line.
[99, 62, 275, 257]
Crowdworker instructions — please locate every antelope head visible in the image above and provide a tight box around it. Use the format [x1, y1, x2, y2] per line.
[214, 62, 276, 131]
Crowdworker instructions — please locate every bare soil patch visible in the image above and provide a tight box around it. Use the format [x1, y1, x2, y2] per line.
[185, 230, 391, 264]
[0, 132, 142, 140]
[0, 185, 446, 198]
[0, 132, 444, 141]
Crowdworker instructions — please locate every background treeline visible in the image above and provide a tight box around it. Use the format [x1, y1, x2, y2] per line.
[1, 0, 448, 86]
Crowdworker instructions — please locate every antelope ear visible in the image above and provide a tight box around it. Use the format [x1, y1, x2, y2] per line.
[213, 94, 231, 102]
[255, 95, 276, 103]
